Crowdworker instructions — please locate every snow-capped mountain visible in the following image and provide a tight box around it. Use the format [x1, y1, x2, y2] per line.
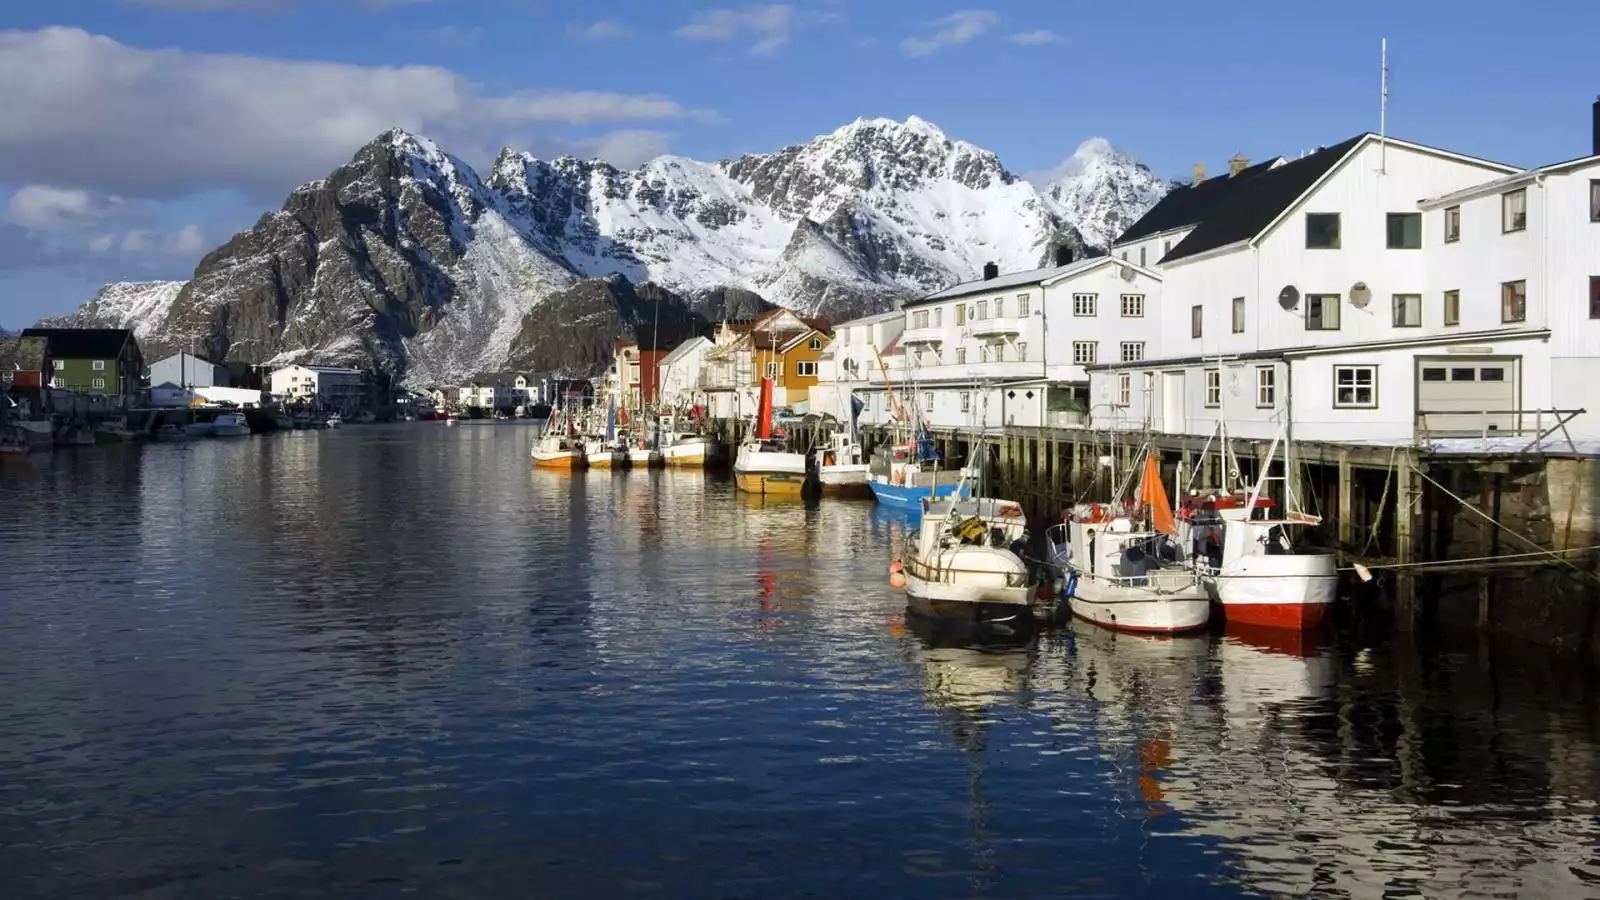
[1040, 138, 1174, 251]
[46, 118, 1169, 385]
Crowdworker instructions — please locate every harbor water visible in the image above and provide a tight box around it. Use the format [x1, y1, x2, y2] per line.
[2, 424, 1598, 899]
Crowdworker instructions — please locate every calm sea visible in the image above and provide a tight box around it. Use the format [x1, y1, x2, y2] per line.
[2, 423, 1597, 899]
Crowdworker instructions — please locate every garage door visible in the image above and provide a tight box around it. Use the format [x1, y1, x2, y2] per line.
[1416, 356, 1518, 436]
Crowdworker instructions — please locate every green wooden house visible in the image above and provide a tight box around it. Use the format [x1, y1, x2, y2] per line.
[19, 328, 145, 402]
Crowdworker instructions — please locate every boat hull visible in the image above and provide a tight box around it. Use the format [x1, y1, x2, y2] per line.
[869, 478, 964, 512]
[532, 452, 585, 470]
[819, 464, 872, 498]
[212, 425, 251, 437]
[1066, 576, 1211, 635]
[1206, 553, 1337, 630]
[662, 441, 719, 467]
[905, 594, 1034, 629]
[586, 451, 626, 469]
[734, 471, 808, 496]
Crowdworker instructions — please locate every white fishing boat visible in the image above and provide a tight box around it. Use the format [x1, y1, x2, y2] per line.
[14, 417, 54, 450]
[1047, 448, 1210, 635]
[531, 405, 586, 469]
[211, 411, 251, 437]
[897, 495, 1036, 628]
[583, 437, 627, 470]
[733, 377, 810, 497]
[324, 414, 342, 429]
[1178, 423, 1337, 630]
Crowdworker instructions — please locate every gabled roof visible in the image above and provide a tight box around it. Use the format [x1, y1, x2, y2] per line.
[905, 258, 1094, 309]
[1161, 136, 1366, 264]
[831, 310, 903, 329]
[778, 329, 828, 354]
[1112, 157, 1284, 246]
[153, 351, 221, 367]
[1038, 256, 1161, 287]
[20, 328, 136, 360]
[659, 335, 711, 367]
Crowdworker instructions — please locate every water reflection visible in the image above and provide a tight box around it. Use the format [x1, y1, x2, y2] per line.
[1, 425, 1598, 898]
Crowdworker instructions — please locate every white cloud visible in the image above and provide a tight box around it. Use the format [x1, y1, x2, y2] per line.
[900, 9, 998, 57]
[6, 186, 132, 230]
[567, 19, 633, 40]
[173, 224, 207, 254]
[1008, 29, 1061, 45]
[676, 5, 796, 56]
[0, 28, 715, 200]
[585, 131, 673, 169]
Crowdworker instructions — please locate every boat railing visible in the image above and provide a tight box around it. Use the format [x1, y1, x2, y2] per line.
[1079, 568, 1199, 594]
[903, 556, 1029, 587]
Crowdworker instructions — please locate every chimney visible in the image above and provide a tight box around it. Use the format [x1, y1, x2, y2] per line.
[982, 261, 999, 280]
[1053, 246, 1073, 267]
[1228, 154, 1249, 177]
[1193, 162, 1206, 184]
[1593, 96, 1599, 157]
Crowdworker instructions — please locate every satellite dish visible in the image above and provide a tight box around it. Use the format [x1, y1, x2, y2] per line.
[1350, 282, 1372, 309]
[1119, 265, 1136, 282]
[1277, 285, 1300, 310]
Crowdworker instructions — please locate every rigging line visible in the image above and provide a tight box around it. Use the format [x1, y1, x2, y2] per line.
[1362, 447, 1398, 557]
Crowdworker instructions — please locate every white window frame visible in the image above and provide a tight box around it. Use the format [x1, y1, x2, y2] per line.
[956, 348, 966, 365]
[994, 298, 1004, 319]
[1444, 205, 1461, 243]
[1386, 212, 1422, 250]
[1502, 188, 1527, 233]
[912, 310, 929, 329]
[1255, 366, 1275, 408]
[1073, 293, 1097, 317]
[955, 304, 966, 326]
[1204, 368, 1221, 408]
[1191, 304, 1203, 339]
[1073, 341, 1097, 365]
[976, 300, 989, 320]
[91, 377, 106, 390]
[960, 392, 970, 412]
[92, 360, 106, 371]
[1116, 373, 1131, 407]
[809, 337, 822, 350]
[1017, 293, 1030, 317]
[1333, 365, 1378, 409]
[1120, 294, 1144, 318]
[1306, 294, 1341, 331]
[795, 361, 818, 377]
[924, 392, 934, 412]
[1015, 342, 1025, 362]
[1119, 341, 1144, 363]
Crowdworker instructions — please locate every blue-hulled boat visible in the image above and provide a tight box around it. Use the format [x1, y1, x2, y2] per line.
[867, 429, 970, 512]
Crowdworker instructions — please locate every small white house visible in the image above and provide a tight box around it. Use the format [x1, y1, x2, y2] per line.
[461, 373, 531, 411]
[269, 365, 366, 408]
[658, 336, 713, 409]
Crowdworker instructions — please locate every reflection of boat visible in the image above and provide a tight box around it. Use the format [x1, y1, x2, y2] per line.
[56, 424, 97, 447]
[901, 495, 1035, 629]
[1049, 448, 1208, 634]
[0, 424, 29, 460]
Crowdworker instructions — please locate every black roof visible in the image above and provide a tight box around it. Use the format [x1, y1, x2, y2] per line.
[20, 328, 138, 360]
[1114, 156, 1284, 245]
[1162, 135, 1367, 264]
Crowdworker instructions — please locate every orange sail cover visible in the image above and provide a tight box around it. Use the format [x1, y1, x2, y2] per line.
[754, 376, 774, 439]
[1139, 451, 1177, 535]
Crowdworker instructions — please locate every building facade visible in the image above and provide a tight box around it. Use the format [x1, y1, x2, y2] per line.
[18, 328, 144, 403]
[462, 373, 532, 412]
[699, 309, 830, 419]
[269, 365, 366, 409]
[149, 352, 229, 389]
[657, 336, 713, 409]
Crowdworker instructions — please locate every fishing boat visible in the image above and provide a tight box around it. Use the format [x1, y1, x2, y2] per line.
[93, 416, 137, 442]
[352, 410, 377, 425]
[868, 434, 968, 512]
[655, 411, 723, 467]
[56, 423, 97, 447]
[531, 404, 587, 469]
[211, 411, 251, 437]
[897, 493, 1036, 630]
[324, 414, 342, 429]
[1047, 447, 1210, 635]
[154, 423, 189, 442]
[733, 377, 810, 496]
[814, 423, 871, 498]
[184, 417, 214, 438]
[1178, 424, 1337, 630]
[583, 402, 628, 469]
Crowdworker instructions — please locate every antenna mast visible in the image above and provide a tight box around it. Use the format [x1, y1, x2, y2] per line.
[1379, 38, 1389, 175]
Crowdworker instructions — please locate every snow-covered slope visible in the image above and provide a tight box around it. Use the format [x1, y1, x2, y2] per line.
[1040, 138, 1174, 251]
[53, 119, 1168, 384]
[38, 281, 186, 339]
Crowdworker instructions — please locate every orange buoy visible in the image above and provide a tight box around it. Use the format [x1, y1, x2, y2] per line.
[888, 560, 903, 574]
[889, 571, 907, 589]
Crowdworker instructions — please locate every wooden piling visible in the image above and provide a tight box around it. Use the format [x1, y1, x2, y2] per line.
[1337, 450, 1353, 559]
[1395, 455, 1420, 632]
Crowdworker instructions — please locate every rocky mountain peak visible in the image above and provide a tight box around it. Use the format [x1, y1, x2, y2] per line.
[1040, 137, 1174, 250]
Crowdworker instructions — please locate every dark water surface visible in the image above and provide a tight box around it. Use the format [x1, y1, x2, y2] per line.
[3, 423, 1599, 899]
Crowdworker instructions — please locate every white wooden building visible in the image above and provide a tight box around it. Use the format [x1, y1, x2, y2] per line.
[657, 336, 713, 409]
[1080, 124, 1600, 445]
[269, 364, 366, 408]
[808, 310, 903, 422]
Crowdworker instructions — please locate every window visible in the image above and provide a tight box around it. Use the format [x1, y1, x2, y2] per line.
[1444, 290, 1461, 326]
[1592, 180, 1600, 222]
[1017, 293, 1030, 316]
[1116, 373, 1130, 407]
[979, 345, 990, 363]
[1334, 365, 1377, 408]
[1422, 367, 1446, 382]
[1120, 341, 1145, 362]
[1204, 369, 1221, 407]
[1501, 280, 1526, 323]
[976, 300, 988, 320]
[956, 348, 966, 365]
[924, 392, 933, 411]
[1444, 205, 1461, 243]
[1451, 367, 1477, 382]
[1120, 293, 1144, 317]
[1392, 294, 1422, 327]
[1306, 294, 1341, 330]
[1502, 188, 1527, 233]
[1480, 367, 1506, 382]
[765, 362, 778, 377]
[92, 359, 106, 371]
[1142, 372, 1154, 394]
[1231, 297, 1246, 333]
[994, 298, 1004, 319]
[1386, 212, 1422, 249]
[1073, 293, 1097, 316]
[1073, 341, 1097, 365]
[810, 337, 823, 350]
[1120, 251, 1128, 261]
[1190, 304, 1203, 339]
[1306, 213, 1341, 249]
[1016, 342, 1027, 362]
[796, 361, 818, 377]
[960, 392, 970, 412]
[1256, 366, 1276, 408]
[1163, 240, 1172, 256]
[1139, 246, 1147, 267]
[933, 310, 943, 329]
[91, 378, 106, 390]
[1590, 277, 1600, 319]
[955, 304, 966, 326]
[52, 359, 63, 371]
[912, 310, 929, 329]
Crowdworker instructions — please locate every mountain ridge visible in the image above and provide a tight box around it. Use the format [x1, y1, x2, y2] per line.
[44, 118, 1172, 385]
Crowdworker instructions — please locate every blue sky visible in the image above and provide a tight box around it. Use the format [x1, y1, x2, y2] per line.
[2, 0, 1598, 327]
